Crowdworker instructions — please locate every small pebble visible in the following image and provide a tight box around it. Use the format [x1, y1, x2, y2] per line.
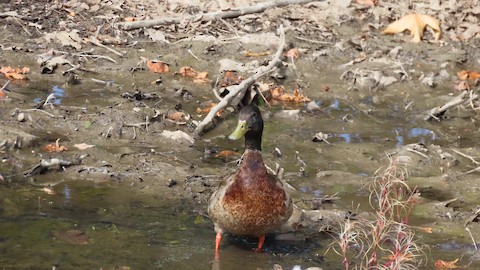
[17, 112, 26, 122]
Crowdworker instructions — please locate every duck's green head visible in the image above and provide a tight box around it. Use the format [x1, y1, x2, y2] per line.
[229, 105, 263, 150]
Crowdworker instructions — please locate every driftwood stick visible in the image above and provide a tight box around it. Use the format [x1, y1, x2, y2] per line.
[424, 91, 474, 121]
[117, 0, 320, 30]
[193, 25, 286, 136]
[85, 36, 124, 57]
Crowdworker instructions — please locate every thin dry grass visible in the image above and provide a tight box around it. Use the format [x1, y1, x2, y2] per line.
[325, 155, 425, 270]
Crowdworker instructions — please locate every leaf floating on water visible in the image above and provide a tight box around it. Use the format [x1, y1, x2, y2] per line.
[147, 60, 169, 74]
[53, 229, 89, 245]
[383, 13, 441, 43]
[434, 258, 460, 269]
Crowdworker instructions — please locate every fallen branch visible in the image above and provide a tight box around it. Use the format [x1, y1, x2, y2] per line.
[116, 0, 320, 30]
[85, 36, 124, 57]
[193, 25, 286, 136]
[424, 90, 478, 121]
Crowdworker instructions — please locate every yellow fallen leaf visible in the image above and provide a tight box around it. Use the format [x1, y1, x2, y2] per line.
[383, 13, 441, 43]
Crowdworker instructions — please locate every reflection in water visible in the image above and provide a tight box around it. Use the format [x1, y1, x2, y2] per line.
[52, 85, 65, 105]
[32, 85, 64, 105]
[329, 127, 436, 146]
[335, 133, 361, 144]
[393, 127, 436, 146]
[63, 184, 71, 206]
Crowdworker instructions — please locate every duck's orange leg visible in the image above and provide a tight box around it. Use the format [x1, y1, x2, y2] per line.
[256, 235, 266, 251]
[215, 232, 222, 258]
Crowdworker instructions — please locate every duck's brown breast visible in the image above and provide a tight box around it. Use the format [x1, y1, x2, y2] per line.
[215, 150, 292, 236]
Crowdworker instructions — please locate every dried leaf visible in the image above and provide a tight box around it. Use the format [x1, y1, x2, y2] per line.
[214, 150, 240, 158]
[271, 87, 311, 103]
[220, 71, 243, 87]
[176, 66, 197, 78]
[383, 13, 441, 43]
[457, 70, 480, 80]
[44, 30, 83, 50]
[147, 60, 169, 74]
[284, 47, 299, 59]
[0, 66, 30, 80]
[53, 230, 89, 245]
[385, 253, 414, 262]
[415, 226, 433, 233]
[73, 143, 95, 150]
[244, 50, 271, 57]
[196, 102, 222, 116]
[193, 71, 211, 84]
[43, 139, 68, 152]
[453, 81, 470, 91]
[167, 111, 187, 122]
[434, 258, 460, 269]
[0, 90, 7, 98]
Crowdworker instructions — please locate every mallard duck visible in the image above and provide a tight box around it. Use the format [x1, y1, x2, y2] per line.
[208, 105, 293, 256]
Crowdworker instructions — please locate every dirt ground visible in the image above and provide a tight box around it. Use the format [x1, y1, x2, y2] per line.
[1, 0, 480, 268]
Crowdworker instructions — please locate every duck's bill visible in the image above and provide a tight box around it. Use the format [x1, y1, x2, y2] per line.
[228, 120, 247, 140]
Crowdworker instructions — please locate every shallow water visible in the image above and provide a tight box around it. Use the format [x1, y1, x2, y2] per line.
[0, 179, 336, 269]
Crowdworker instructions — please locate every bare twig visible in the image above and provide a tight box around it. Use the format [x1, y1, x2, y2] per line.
[452, 149, 480, 165]
[1, 80, 10, 91]
[188, 48, 200, 60]
[117, 0, 321, 30]
[85, 36, 124, 57]
[424, 91, 478, 121]
[24, 108, 57, 118]
[218, 17, 240, 36]
[465, 227, 478, 251]
[193, 25, 286, 136]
